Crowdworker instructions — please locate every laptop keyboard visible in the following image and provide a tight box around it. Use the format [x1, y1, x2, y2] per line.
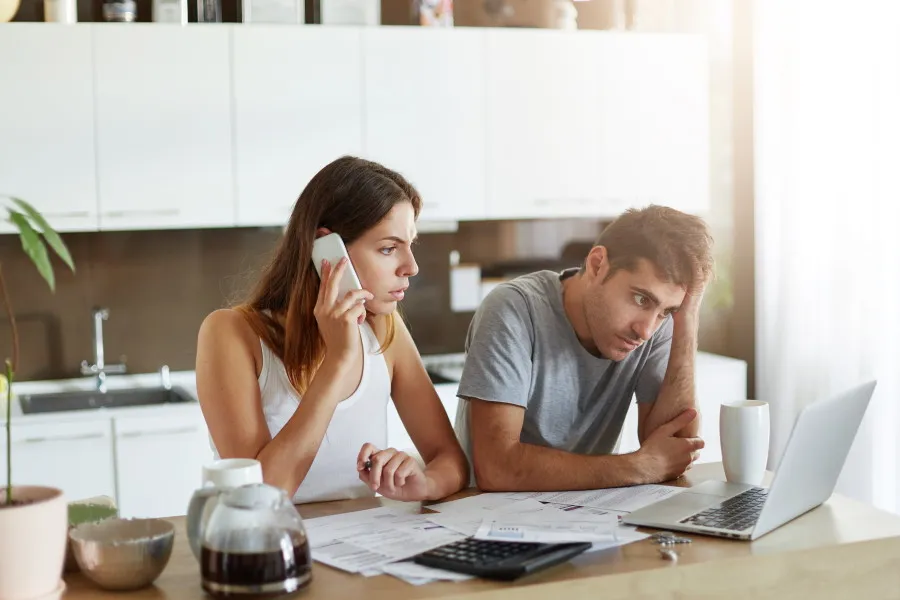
[680, 487, 769, 532]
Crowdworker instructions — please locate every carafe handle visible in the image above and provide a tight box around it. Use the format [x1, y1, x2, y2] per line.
[186, 487, 227, 561]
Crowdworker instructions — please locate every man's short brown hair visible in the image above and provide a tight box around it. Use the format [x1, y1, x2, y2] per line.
[589, 205, 714, 288]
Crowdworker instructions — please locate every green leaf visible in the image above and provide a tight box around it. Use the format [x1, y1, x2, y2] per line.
[10, 198, 75, 273]
[68, 502, 119, 526]
[8, 210, 55, 292]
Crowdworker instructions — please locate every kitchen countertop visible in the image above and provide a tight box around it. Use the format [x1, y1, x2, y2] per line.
[1, 370, 201, 427]
[2, 350, 745, 427]
[1, 355, 468, 427]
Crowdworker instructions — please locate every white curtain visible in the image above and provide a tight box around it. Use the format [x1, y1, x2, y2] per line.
[755, 0, 900, 512]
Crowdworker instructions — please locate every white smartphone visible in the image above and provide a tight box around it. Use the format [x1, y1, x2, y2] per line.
[311, 233, 363, 299]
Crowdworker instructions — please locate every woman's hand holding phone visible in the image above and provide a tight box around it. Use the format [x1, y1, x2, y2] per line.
[313, 258, 374, 368]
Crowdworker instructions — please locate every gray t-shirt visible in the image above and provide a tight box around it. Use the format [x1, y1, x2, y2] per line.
[454, 269, 672, 474]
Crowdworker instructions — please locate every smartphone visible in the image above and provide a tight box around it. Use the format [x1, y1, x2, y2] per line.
[311, 233, 363, 299]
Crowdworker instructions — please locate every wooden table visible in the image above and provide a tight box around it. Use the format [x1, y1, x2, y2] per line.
[63, 463, 900, 599]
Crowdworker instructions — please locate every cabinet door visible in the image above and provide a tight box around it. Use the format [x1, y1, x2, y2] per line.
[386, 383, 458, 455]
[93, 25, 234, 231]
[113, 411, 211, 519]
[0, 24, 98, 233]
[364, 28, 486, 222]
[596, 35, 710, 215]
[486, 30, 710, 220]
[0, 419, 115, 502]
[386, 401, 413, 454]
[435, 383, 460, 426]
[693, 352, 747, 464]
[617, 352, 746, 462]
[485, 29, 610, 220]
[232, 26, 363, 227]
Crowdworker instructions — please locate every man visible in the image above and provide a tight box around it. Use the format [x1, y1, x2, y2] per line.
[455, 205, 714, 491]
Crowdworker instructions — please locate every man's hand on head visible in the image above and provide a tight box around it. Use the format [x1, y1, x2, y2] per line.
[676, 265, 712, 322]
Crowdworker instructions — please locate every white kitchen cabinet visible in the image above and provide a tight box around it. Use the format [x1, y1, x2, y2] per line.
[0, 419, 115, 502]
[1, 25, 710, 235]
[232, 26, 364, 227]
[93, 25, 234, 231]
[485, 29, 611, 220]
[363, 28, 486, 222]
[113, 410, 211, 519]
[0, 25, 98, 233]
[387, 382, 459, 455]
[595, 34, 710, 215]
[485, 30, 709, 220]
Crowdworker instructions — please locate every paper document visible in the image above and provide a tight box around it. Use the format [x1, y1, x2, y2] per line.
[314, 540, 399, 573]
[313, 526, 464, 573]
[552, 503, 628, 520]
[427, 493, 518, 514]
[504, 484, 685, 514]
[306, 484, 676, 576]
[427, 498, 560, 537]
[306, 506, 464, 573]
[305, 505, 421, 548]
[343, 521, 463, 559]
[381, 561, 474, 584]
[473, 511, 618, 544]
[586, 526, 650, 553]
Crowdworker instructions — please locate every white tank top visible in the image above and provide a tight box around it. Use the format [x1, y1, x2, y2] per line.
[212, 323, 391, 504]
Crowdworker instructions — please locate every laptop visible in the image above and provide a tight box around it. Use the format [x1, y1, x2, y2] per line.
[623, 380, 877, 541]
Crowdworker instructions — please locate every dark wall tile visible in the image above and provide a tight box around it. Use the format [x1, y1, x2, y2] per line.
[1, 227, 280, 380]
[1, 219, 599, 382]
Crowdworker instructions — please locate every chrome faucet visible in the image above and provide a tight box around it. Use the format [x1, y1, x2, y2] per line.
[80, 307, 126, 393]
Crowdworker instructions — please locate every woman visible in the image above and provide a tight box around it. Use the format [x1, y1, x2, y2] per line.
[195, 156, 468, 503]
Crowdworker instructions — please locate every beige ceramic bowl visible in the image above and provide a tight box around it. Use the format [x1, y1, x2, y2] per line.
[69, 518, 175, 591]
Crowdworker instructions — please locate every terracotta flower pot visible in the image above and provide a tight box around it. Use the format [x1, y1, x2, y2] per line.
[0, 486, 67, 600]
[0, 0, 21, 22]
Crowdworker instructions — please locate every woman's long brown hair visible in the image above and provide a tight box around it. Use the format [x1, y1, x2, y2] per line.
[235, 156, 422, 394]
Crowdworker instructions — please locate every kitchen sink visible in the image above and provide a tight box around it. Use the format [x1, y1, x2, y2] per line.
[18, 386, 196, 415]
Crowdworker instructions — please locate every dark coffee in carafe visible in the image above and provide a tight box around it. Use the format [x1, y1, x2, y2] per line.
[201, 530, 311, 598]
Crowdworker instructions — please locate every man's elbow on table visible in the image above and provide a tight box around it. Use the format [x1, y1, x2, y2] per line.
[472, 442, 520, 492]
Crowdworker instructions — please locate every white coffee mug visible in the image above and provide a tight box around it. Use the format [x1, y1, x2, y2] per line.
[202, 458, 263, 488]
[719, 400, 770, 485]
[187, 459, 264, 561]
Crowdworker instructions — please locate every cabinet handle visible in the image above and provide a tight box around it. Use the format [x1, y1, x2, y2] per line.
[118, 426, 199, 438]
[21, 432, 105, 444]
[531, 198, 594, 207]
[42, 211, 92, 219]
[103, 209, 181, 218]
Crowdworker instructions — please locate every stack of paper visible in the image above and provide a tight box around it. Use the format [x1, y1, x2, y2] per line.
[305, 483, 683, 585]
[380, 561, 475, 585]
[500, 484, 685, 514]
[306, 506, 465, 574]
[473, 511, 618, 544]
[428, 484, 686, 553]
[427, 498, 564, 537]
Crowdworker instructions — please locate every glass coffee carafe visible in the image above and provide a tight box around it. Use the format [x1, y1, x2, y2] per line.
[200, 483, 312, 598]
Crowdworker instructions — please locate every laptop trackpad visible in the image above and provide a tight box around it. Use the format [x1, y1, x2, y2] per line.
[689, 480, 755, 498]
[665, 492, 723, 518]
[628, 491, 724, 523]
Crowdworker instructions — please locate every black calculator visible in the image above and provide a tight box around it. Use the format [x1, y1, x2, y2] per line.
[413, 538, 592, 581]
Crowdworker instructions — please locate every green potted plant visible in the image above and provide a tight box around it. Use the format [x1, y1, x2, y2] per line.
[0, 196, 76, 600]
